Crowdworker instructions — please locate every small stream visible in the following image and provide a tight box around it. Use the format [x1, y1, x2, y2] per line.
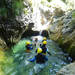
[0, 36, 72, 75]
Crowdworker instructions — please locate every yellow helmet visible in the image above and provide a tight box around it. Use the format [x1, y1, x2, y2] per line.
[26, 41, 31, 45]
[43, 41, 47, 45]
[43, 37, 47, 40]
[37, 48, 42, 54]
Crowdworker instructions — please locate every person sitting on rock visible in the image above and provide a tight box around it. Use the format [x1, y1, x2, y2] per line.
[40, 41, 51, 55]
[29, 48, 48, 74]
[25, 41, 33, 53]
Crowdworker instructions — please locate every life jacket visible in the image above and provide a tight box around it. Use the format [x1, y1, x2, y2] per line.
[25, 44, 32, 53]
[26, 44, 33, 50]
[35, 53, 46, 64]
[41, 45, 47, 55]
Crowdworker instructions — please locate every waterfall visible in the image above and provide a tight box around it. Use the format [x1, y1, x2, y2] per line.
[32, 0, 42, 31]
[31, 0, 52, 31]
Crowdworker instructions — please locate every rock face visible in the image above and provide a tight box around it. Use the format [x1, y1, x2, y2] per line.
[50, 10, 75, 59]
[56, 62, 75, 75]
[0, 1, 33, 48]
[0, 19, 25, 47]
[41, 30, 49, 37]
[0, 38, 8, 50]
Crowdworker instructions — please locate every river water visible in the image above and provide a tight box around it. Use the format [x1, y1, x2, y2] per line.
[0, 36, 71, 75]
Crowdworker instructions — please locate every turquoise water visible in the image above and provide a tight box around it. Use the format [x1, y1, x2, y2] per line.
[0, 38, 71, 75]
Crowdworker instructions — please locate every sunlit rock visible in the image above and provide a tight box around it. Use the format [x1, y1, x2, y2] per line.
[0, 38, 8, 50]
[66, 0, 75, 10]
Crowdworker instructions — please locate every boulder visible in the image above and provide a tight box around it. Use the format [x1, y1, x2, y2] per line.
[56, 62, 75, 75]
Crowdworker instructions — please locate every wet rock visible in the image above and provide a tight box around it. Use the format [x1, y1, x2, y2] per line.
[0, 38, 8, 50]
[41, 30, 49, 37]
[0, 19, 25, 47]
[49, 10, 75, 59]
[56, 62, 75, 75]
[54, 8, 65, 18]
[0, 1, 33, 48]
[21, 29, 39, 38]
[28, 23, 34, 29]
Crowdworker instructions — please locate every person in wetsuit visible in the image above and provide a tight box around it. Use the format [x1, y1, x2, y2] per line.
[29, 48, 48, 73]
[25, 41, 33, 53]
[40, 41, 51, 55]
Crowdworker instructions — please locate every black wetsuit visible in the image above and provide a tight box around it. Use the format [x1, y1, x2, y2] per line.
[35, 53, 48, 64]
[40, 45, 47, 54]
[40, 45, 51, 55]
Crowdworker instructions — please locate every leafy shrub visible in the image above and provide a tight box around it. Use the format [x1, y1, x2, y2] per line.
[0, 0, 24, 19]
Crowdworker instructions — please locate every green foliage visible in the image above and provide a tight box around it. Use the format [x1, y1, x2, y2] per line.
[12, 0, 24, 16]
[72, 10, 75, 18]
[29, 1, 32, 7]
[57, 38, 63, 45]
[0, 0, 7, 18]
[31, 8, 33, 13]
[41, 1, 44, 4]
[47, 4, 51, 7]
[68, 43, 75, 58]
[0, 8, 7, 17]
[69, 18, 75, 28]
[47, 0, 51, 2]
[41, 0, 46, 5]
[0, 0, 24, 18]
[24, 9, 28, 14]
[62, 0, 66, 3]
